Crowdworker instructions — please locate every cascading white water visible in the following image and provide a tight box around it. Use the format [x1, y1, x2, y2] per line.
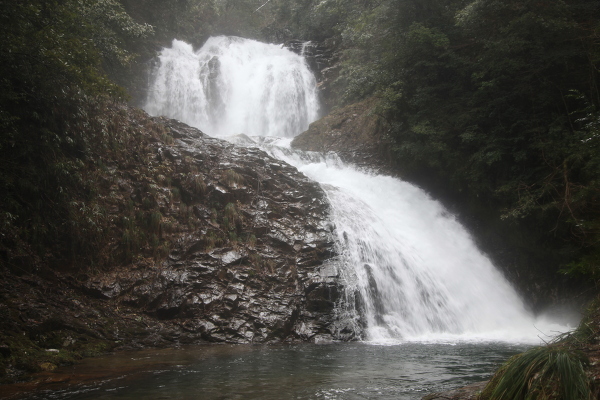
[145, 36, 569, 343]
[145, 36, 320, 137]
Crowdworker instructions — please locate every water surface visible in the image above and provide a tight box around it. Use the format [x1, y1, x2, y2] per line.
[20, 342, 531, 400]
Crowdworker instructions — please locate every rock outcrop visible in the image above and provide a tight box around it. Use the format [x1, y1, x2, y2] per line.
[292, 97, 393, 174]
[0, 109, 350, 383]
[83, 118, 345, 344]
[284, 38, 341, 114]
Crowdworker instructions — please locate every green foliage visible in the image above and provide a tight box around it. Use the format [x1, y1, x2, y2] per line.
[204, 230, 225, 250]
[171, 187, 181, 201]
[224, 203, 240, 225]
[0, 0, 159, 271]
[220, 202, 247, 244]
[481, 345, 592, 400]
[187, 173, 207, 195]
[80, 0, 154, 69]
[267, 0, 352, 41]
[121, 0, 285, 46]
[149, 211, 163, 234]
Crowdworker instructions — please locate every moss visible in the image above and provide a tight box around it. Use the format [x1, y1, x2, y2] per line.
[38, 362, 57, 371]
[0, 332, 115, 383]
[76, 340, 114, 358]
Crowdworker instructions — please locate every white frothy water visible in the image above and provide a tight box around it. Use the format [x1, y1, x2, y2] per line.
[145, 36, 320, 137]
[145, 37, 571, 344]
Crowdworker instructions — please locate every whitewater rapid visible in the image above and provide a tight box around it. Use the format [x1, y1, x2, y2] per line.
[145, 36, 571, 344]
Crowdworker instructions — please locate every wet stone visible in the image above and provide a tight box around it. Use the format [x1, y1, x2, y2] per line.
[77, 117, 347, 345]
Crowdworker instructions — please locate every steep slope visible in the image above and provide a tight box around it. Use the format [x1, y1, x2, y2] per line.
[0, 106, 345, 384]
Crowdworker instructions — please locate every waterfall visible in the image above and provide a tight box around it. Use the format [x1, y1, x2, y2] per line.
[145, 36, 567, 343]
[145, 36, 320, 138]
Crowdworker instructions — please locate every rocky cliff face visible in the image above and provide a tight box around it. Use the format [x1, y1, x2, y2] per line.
[0, 109, 349, 383]
[283, 37, 341, 114]
[291, 97, 393, 174]
[84, 117, 346, 344]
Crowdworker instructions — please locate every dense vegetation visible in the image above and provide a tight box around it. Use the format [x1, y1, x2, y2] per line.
[2, 0, 600, 395]
[478, 297, 600, 399]
[0, 0, 151, 271]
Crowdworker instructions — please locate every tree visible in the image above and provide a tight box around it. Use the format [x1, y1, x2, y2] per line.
[0, 0, 153, 269]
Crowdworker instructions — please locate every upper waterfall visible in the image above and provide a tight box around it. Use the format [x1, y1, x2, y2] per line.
[145, 36, 320, 137]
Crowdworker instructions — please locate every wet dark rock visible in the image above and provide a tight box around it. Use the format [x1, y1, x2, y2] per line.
[284, 40, 333, 78]
[292, 97, 394, 175]
[0, 110, 347, 384]
[78, 116, 344, 344]
[283, 38, 340, 113]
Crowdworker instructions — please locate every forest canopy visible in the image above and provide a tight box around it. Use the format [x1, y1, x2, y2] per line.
[0, 0, 153, 268]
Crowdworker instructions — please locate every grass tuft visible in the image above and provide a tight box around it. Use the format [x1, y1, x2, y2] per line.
[222, 169, 244, 187]
[482, 345, 592, 400]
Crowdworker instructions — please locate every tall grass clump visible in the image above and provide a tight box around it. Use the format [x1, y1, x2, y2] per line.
[481, 345, 592, 400]
[224, 202, 241, 230]
[187, 173, 206, 195]
[222, 169, 244, 187]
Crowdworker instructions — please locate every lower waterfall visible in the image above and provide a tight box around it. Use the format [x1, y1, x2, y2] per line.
[145, 36, 567, 343]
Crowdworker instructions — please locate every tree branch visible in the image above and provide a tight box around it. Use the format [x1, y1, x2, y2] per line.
[254, 0, 272, 13]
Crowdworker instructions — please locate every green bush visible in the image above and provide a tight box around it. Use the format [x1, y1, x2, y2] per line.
[481, 345, 592, 400]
